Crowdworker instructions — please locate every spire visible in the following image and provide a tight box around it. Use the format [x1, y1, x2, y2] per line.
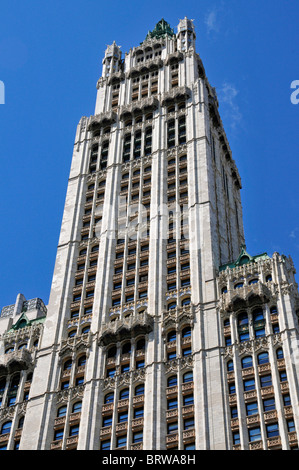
[144, 18, 175, 41]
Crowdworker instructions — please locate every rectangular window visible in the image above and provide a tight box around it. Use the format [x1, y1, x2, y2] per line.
[246, 402, 258, 416]
[266, 423, 279, 438]
[248, 427, 261, 442]
[116, 435, 127, 448]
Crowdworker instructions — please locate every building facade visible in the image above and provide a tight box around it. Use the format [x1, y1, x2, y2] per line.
[1, 18, 299, 450]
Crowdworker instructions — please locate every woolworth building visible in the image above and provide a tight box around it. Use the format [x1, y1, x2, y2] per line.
[0, 18, 299, 451]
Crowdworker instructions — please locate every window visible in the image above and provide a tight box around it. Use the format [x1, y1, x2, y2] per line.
[276, 348, 284, 360]
[263, 398, 275, 412]
[120, 388, 129, 400]
[287, 420, 295, 433]
[241, 356, 252, 369]
[244, 379, 255, 391]
[103, 415, 113, 427]
[184, 418, 194, 430]
[183, 394, 194, 406]
[266, 423, 279, 438]
[69, 425, 79, 437]
[260, 375, 272, 388]
[258, 352, 269, 364]
[227, 360, 234, 372]
[167, 422, 178, 434]
[135, 384, 144, 396]
[229, 383, 236, 395]
[57, 406, 67, 417]
[116, 436, 127, 448]
[233, 431, 240, 445]
[183, 371, 193, 383]
[167, 398, 178, 410]
[248, 427, 261, 442]
[72, 402, 82, 413]
[167, 376, 177, 387]
[1, 421, 12, 435]
[246, 402, 258, 416]
[101, 440, 111, 450]
[280, 371, 287, 382]
[118, 411, 128, 423]
[133, 431, 143, 443]
[54, 429, 64, 441]
[104, 392, 114, 404]
[134, 408, 144, 418]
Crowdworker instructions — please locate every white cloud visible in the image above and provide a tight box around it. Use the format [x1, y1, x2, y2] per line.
[204, 9, 219, 34]
[217, 82, 242, 131]
[290, 228, 299, 239]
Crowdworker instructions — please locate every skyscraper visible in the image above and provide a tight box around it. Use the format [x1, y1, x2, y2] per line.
[1, 17, 299, 451]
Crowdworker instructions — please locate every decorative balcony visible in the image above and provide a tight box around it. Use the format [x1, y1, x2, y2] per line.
[183, 428, 195, 443]
[166, 385, 178, 397]
[230, 418, 239, 430]
[182, 404, 194, 417]
[0, 348, 33, 375]
[166, 408, 178, 420]
[131, 442, 143, 450]
[98, 310, 154, 346]
[100, 426, 112, 438]
[102, 403, 114, 415]
[115, 422, 128, 435]
[264, 410, 278, 424]
[65, 435, 78, 450]
[50, 439, 62, 450]
[166, 433, 179, 445]
[267, 436, 281, 449]
[161, 85, 191, 106]
[132, 418, 144, 431]
[117, 399, 129, 410]
[88, 111, 117, 130]
[54, 416, 66, 430]
[132, 395, 144, 407]
[219, 282, 274, 313]
[249, 440, 263, 450]
[246, 414, 260, 427]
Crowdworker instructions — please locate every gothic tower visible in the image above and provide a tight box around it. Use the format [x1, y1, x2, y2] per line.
[0, 18, 299, 451]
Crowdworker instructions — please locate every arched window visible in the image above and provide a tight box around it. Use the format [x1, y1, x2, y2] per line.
[78, 355, 86, 367]
[270, 306, 278, 315]
[136, 338, 145, 351]
[63, 359, 72, 370]
[238, 312, 249, 342]
[104, 392, 114, 404]
[241, 356, 253, 369]
[122, 342, 131, 355]
[183, 371, 193, 383]
[182, 326, 191, 338]
[135, 384, 144, 396]
[167, 376, 177, 387]
[1, 421, 12, 435]
[57, 405, 67, 417]
[167, 330, 176, 342]
[107, 346, 117, 358]
[182, 297, 191, 307]
[119, 388, 130, 400]
[276, 348, 284, 360]
[167, 302, 177, 310]
[18, 416, 24, 429]
[253, 308, 265, 338]
[227, 360, 234, 372]
[257, 352, 269, 365]
[72, 401, 82, 413]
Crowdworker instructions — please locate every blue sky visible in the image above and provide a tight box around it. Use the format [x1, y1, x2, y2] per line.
[0, 0, 298, 308]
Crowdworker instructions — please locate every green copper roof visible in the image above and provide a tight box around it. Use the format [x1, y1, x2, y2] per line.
[219, 245, 269, 271]
[7, 312, 46, 332]
[144, 19, 175, 42]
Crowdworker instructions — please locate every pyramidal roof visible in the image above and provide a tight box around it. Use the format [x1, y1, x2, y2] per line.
[144, 19, 175, 42]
